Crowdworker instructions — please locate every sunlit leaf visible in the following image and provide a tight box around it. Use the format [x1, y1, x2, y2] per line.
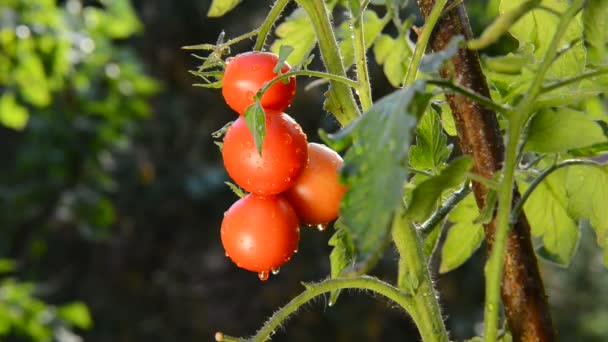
[207, 0, 242, 17]
[271, 8, 316, 66]
[409, 106, 453, 174]
[0, 92, 29, 130]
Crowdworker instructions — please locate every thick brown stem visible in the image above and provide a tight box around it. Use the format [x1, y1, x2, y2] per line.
[416, 1, 556, 341]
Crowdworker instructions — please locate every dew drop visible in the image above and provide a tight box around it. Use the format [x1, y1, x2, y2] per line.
[247, 178, 252, 185]
[250, 64, 260, 71]
[293, 249, 299, 254]
[316, 224, 327, 232]
[328, 301, 334, 307]
[258, 271, 269, 281]
[246, 91, 255, 100]
[283, 176, 291, 183]
[283, 133, 293, 145]
[271, 268, 280, 275]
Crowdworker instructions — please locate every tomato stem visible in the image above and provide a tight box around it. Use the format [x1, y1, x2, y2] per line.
[254, 0, 291, 51]
[348, 0, 373, 111]
[426, 79, 510, 114]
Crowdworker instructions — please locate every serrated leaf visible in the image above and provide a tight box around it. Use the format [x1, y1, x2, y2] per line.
[0, 92, 29, 130]
[337, 10, 387, 68]
[328, 81, 428, 261]
[440, 193, 484, 273]
[58, 302, 92, 329]
[275, 45, 294, 73]
[409, 106, 452, 174]
[419, 36, 463, 73]
[224, 181, 245, 198]
[500, 0, 586, 79]
[525, 108, 607, 153]
[328, 220, 355, 304]
[406, 156, 473, 222]
[207, 0, 241, 17]
[518, 174, 580, 266]
[437, 102, 457, 136]
[271, 8, 317, 66]
[373, 32, 413, 87]
[243, 101, 266, 155]
[583, 0, 608, 66]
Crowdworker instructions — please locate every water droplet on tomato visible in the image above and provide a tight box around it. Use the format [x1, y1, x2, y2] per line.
[246, 91, 254, 100]
[283, 133, 293, 145]
[316, 224, 327, 232]
[271, 268, 280, 275]
[283, 176, 291, 183]
[258, 271, 269, 281]
[293, 249, 299, 254]
[247, 178, 252, 185]
[250, 64, 260, 71]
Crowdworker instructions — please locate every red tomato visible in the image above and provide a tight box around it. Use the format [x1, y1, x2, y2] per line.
[285, 143, 347, 225]
[222, 51, 296, 115]
[221, 194, 300, 276]
[222, 111, 308, 195]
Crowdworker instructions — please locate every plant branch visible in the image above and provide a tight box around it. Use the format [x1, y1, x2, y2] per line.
[419, 182, 470, 234]
[254, 0, 291, 51]
[349, 0, 373, 111]
[540, 67, 608, 94]
[393, 208, 449, 342]
[427, 79, 510, 114]
[296, 0, 360, 125]
[182, 29, 259, 50]
[510, 159, 603, 223]
[247, 276, 414, 342]
[403, 0, 449, 86]
[256, 70, 359, 101]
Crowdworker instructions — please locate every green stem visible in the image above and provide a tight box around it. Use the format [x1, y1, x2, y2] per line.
[420, 183, 470, 234]
[256, 70, 358, 100]
[540, 67, 608, 94]
[510, 159, 603, 223]
[182, 29, 259, 50]
[403, 0, 449, 86]
[483, 1, 584, 340]
[349, 0, 373, 111]
[250, 276, 414, 342]
[427, 79, 510, 114]
[393, 208, 449, 342]
[296, 0, 360, 125]
[254, 0, 291, 51]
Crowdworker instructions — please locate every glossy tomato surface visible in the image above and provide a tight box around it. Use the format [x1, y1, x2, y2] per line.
[285, 143, 347, 225]
[221, 194, 300, 273]
[222, 111, 308, 195]
[222, 51, 296, 115]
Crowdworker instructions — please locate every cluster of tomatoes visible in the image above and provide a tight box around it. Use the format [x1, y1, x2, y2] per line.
[218, 52, 347, 281]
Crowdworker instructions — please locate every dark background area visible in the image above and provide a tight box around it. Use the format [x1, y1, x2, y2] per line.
[2, 1, 607, 341]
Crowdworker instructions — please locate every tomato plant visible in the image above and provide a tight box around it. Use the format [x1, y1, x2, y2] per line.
[222, 110, 308, 195]
[285, 143, 346, 226]
[189, 0, 608, 341]
[221, 194, 300, 279]
[222, 52, 296, 115]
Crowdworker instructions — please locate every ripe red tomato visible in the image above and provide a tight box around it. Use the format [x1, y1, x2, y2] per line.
[222, 111, 308, 195]
[222, 51, 296, 115]
[221, 194, 300, 275]
[285, 143, 347, 225]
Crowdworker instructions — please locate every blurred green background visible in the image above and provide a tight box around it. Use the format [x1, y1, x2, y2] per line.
[0, 0, 606, 341]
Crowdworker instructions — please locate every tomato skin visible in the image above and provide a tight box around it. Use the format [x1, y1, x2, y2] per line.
[222, 111, 308, 195]
[221, 194, 300, 273]
[285, 143, 347, 225]
[222, 52, 296, 115]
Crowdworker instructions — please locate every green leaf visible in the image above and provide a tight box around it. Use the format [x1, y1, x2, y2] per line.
[474, 189, 497, 225]
[583, 0, 608, 66]
[423, 222, 443, 257]
[0, 92, 29, 130]
[58, 302, 92, 329]
[518, 174, 580, 266]
[500, 0, 586, 79]
[419, 36, 464, 73]
[207, 0, 242, 17]
[271, 8, 317, 66]
[373, 31, 413, 87]
[0, 259, 15, 274]
[328, 81, 428, 261]
[243, 101, 266, 155]
[14, 53, 50, 107]
[406, 156, 473, 222]
[337, 10, 387, 68]
[409, 106, 453, 174]
[437, 102, 457, 136]
[328, 220, 355, 305]
[224, 181, 246, 198]
[440, 193, 484, 273]
[525, 108, 607, 153]
[275, 45, 294, 73]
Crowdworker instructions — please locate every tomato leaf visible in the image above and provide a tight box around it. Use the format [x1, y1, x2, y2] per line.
[409, 105, 453, 174]
[440, 193, 484, 273]
[58, 302, 92, 329]
[328, 220, 355, 305]
[243, 101, 266, 155]
[583, 0, 608, 66]
[0, 92, 29, 130]
[327, 81, 429, 261]
[271, 8, 317, 67]
[525, 108, 608, 153]
[275, 45, 294, 74]
[372, 27, 414, 87]
[207, 0, 242, 18]
[406, 156, 473, 222]
[419, 35, 464, 73]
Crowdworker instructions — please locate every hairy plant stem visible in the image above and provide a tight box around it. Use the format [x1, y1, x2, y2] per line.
[419, 183, 470, 234]
[249, 276, 414, 342]
[427, 79, 510, 114]
[403, 0, 449, 86]
[348, 0, 373, 111]
[484, 1, 584, 340]
[296, 0, 360, 125]
[393, 207, 449, 342]
[254, 0, 291, 51]
[256, 70, 359, 100]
